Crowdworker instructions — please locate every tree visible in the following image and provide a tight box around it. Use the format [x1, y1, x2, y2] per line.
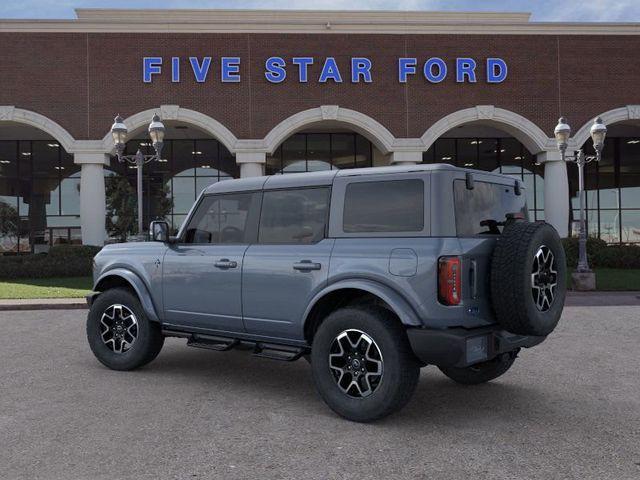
[0, 201, 20, 249]
[105, 175, 137, 242]
[105, 175, 174, 242]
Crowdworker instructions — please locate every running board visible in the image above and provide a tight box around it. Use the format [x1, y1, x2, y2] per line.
[252, 343, 305, 362]
[162, 328, 308, 362]
[186, 334, 238, 352]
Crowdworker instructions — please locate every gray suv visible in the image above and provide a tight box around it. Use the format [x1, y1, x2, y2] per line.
[87, 164, 566, 422]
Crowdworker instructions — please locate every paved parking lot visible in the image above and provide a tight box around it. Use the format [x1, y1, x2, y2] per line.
[1, 306, 639, 480]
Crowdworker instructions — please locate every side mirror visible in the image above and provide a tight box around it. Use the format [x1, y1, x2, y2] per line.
[150, 221, 169, 243]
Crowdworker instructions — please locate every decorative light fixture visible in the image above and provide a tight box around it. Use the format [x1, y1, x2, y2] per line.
[110, 113, 166, 238]
[554, 116, 607, 276]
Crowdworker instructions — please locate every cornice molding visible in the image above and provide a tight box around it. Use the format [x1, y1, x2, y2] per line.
[0, 9, 639, 35]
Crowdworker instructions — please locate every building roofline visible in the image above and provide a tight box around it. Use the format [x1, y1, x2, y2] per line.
[0, 9, 639, 35]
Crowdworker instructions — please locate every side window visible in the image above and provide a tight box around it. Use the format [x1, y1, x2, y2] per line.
[259, 188, 330, 244]
[453, 180, 529, 236]
[183, 192, 258, 244]
[343, 179, 424, 233]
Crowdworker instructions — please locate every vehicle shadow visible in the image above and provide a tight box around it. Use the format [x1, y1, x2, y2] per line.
[134, 342, 571, 427]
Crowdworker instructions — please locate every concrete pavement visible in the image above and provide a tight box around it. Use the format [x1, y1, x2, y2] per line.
[0, 307, 639, 480]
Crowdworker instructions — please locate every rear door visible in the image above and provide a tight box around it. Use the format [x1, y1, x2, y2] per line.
[242, 187, 333, 341]
[162, 192, 260, 332]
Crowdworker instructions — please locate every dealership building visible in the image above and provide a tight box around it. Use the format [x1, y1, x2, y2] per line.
[1, 8, 640, 251]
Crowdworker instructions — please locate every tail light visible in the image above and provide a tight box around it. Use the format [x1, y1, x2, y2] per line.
[438, 256, 461, 306]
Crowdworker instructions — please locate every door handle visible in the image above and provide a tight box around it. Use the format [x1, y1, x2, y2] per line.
[293, 260, 321, 271]
[214, 258, 238, 269]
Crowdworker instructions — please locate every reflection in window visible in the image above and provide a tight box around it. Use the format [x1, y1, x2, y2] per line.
[266, 133, 373, 174]
[111, 138, 239, 233]
[0, 140, 80, 253]
[567, 137, 640, 244]
[422, 137, 544, 222]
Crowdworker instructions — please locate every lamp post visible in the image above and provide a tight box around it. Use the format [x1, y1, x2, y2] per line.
[110, 114, 165, 239]
[554, 116, 607, 275]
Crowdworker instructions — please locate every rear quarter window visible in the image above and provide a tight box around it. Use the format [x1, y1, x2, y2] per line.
[343, 179, 424, 233]
[454, 179, 528, 236]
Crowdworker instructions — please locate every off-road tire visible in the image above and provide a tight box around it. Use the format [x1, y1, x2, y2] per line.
[311, 306, 420, 423]
[491, 221, 566, 336]
[87, 288, 164, 371]
[439, 352, 517, 385]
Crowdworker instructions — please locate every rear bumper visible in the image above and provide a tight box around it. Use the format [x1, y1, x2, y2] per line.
[406, 325, 546, 368]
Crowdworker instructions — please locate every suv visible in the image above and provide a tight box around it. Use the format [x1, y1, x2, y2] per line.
[87, 164, 566, 422]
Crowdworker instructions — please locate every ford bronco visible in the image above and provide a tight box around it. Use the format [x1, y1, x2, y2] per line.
[87, 164, 566, 422]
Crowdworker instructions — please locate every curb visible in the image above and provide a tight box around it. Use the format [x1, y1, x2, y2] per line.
[0, 299, 88, 311]
[0, 292, 638, 312]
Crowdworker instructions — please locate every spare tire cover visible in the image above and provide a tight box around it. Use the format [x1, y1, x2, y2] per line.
[490, 221, 567, 336]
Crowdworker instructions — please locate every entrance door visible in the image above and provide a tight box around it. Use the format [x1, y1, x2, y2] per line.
[162, 191, 260, 333]
[242, 187, 333, 340]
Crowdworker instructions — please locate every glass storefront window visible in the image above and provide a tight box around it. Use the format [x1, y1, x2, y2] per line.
[456, 138, 477, 168]
[265, 132, 374, 174]
[110, 138, 240, 233]
[621, 210, 640, 243]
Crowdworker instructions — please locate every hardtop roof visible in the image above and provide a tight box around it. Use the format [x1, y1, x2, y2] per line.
[202, 163, 518, 195]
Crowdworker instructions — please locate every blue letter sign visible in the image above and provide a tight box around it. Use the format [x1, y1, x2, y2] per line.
[487, 58, 508, 83]
[319, 57, 343, 83]
[265, 57, 287, 83]
[143, 57, 162, 83]
[142, 56, 508, 84]
[189, 57, 211, 83]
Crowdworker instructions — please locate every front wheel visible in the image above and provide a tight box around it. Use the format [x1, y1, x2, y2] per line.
[311, 306, 420, 422]
[438, 351, 517, 385]
[87, 288, 164, 371]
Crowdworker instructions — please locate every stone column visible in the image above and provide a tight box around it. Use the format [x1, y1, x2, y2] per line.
[390, 151, 422, 165]
[538, 151, 569, 238]
[236, 151, 266, 178]
[75, 152, 110, 246]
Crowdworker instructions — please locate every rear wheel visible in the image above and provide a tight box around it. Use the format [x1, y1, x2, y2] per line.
[311, 306, 420, 422]
[87, 288, 164, 371]
[438, 351, 517, 385]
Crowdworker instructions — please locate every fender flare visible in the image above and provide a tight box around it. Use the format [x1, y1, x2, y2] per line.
[93, 268, 160, 322]
[303, 279, 422, 329]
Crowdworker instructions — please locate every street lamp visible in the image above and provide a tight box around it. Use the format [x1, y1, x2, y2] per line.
[110, 114, 165, 239]
[554, 116, 607, 274]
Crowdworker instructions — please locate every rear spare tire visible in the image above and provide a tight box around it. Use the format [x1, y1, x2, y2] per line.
[490, 221, 566, 336]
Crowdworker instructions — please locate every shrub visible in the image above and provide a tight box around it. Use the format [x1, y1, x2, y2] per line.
[592, 245, 640, 269]
[561, 237, 607, 268]
[562, 237, 640, 269]
[0, 245, 101, 280]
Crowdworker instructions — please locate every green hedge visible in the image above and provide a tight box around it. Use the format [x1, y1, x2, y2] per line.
[562, 237, 640, 269]
[0, 245, 101, 280]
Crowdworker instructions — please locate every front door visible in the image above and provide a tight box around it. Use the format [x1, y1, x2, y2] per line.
[162, 191, 260, 333]
[242, 187, 333, 341]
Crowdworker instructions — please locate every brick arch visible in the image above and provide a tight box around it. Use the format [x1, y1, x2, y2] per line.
[421, 105, 553, 155]
[100, 105, 239, 154]
[0, 106, 76, 153]
[572, 105, 640, 148]
[263, 106, 396, 155]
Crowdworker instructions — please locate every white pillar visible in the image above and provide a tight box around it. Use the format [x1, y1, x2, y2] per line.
[237, 151, 266, 178]
[390, 151, 422, 165]
[538, 151, 569, 238]
[75, 153, 109, 246]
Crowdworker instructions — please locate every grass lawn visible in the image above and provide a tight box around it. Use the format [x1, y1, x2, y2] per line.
[568, 268, 640, 291]
[0, 269, 638, 300]
[0, 276, 93, 299]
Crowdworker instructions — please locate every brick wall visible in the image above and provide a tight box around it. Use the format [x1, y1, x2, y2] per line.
[1, 31, 639, 142]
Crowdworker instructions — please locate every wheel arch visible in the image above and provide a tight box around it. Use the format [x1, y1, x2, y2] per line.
[93, 269, 160, 322]
[302, 280, 422, 343]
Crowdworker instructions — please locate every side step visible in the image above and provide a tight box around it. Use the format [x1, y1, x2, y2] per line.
[252, 343, 305, 362]
[163, 328, 308, 362]
[186, 334, 238, 352]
